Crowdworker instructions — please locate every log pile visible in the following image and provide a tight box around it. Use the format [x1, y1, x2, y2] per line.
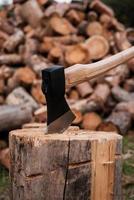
[0, 0, 134, 168]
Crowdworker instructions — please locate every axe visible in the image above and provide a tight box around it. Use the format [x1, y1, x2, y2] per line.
[42, 46, 134, 133]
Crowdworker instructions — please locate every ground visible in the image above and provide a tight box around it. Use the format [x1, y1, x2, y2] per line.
[0, 135, 134, 200]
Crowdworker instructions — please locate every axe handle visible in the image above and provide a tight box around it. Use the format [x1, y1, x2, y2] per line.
[65, 46, 134, 88]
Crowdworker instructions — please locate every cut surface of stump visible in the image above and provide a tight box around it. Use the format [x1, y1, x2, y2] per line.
[85, 35, 109, 60]
[10, 129, 122, 200]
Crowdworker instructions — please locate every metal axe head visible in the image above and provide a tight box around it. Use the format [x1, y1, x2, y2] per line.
[42, 65, 75, 134]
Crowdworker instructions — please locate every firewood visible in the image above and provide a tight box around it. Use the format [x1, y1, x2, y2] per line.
[124, 79, 134, 92]
[0, 30, 9, 41]
[27, 55, 49, 74]
[13, 66, 36, 85]
[68, 89, 79, 100]
[126, 28, 134, 44]
[20, 0, 44, 28]
[112, 86, 134, 102]
[127, 58, 134, 72]
[85, 35, 109, 60]
[104, 64, 129, 87]
[87, 11, 98, 22]
[0, 104, 32, 132]
[48, 46, 63, 63]
[70, 99, 101, 114]
[0, 18, 14, 34]
[22, 122, 46, 129]
[86, 21, 103, 36]
[21, 38, 39, 61]
[78, 20, 88, 36]
[106, 111, 131, 135]
[0, 78, 5, 94]
[0, 95, 4, 104]
[97, 122, 120, 133]
[49, 14, 77, 35]
[43, 35, 84, 46]
[90, 83, 110, 105]
[37, 0, 48, 5]
[82, 112, 102, 130]
[31, 80, 46, 104]
[90, 0, 114, 17]
[65, 44, 90, 65]
[0, 148, 10, 169]
[44, 3, 70, 17]
[4, 30, 24, 52]
[66, 9, 85, 25]
[34, 106, 47, 123]
[6, 87, 39, 111]
[115, 32, 131, 51]
[0, 54, 22, 65]
[0, 65, 14, 79]
[115, 101, 134, 120]
[111, 18, 125, 32]
[99, 14, 112, 28]
[76, 81, 93, 98]
[72, 109, 83, 125]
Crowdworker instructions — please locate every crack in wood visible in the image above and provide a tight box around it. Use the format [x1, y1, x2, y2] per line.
[69, 160, 91, 169]
[25, 173, 43, 179]
[63, 139, 70, 200]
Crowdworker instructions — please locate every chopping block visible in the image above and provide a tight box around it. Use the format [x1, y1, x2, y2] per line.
[9, 127, 122, 200]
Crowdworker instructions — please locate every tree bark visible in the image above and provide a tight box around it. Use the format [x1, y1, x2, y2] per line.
[10, 129, 122, 200]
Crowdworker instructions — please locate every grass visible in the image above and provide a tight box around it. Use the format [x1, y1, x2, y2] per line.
[0, 166, 9, 193]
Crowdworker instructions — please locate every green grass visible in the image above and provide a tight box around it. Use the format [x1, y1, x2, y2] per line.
[0, 165, 9, 193]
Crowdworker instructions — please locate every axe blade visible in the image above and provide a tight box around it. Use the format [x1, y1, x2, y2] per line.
[42, 66, 75, 134]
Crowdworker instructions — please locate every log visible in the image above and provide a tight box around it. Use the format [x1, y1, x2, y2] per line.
[115, 101, 134, 120]
[65, 44, 90, 65]
[6, 87, 39, 112]
[10, 129, 122, 200]
[115, 32, 131, 51]
[112, 86, 134, 102]
[44, 3, 70, 18]
[127, 58, 134, 72]
[3, 30, 24, 52]
[20, 0, 44, 28]
[0, 54, 22, 65]
[13, 66, 36, 85]
[90, 83, 110, 105]
[66, 9, 85, 25]
[49, 14, 77, 35]
[68, 89, 79, 100]
[0, 148, 10, 169]
[31, 80, 46, 104]
[0, 104, 32, 132]
[76, 81, 93, 98]
[90, 0, 114, 17]
[34, 106, 47, 123]
[72, 109, 83, 125]
[82, 112, 102, 130]
[86, 21, 103, 36]
[85, 35, 109, 60]
[106, 111, 132, 135]
[124, 79, 134, 92]
[97, 122, 120, 134]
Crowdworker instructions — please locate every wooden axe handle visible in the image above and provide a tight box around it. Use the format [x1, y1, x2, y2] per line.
[65, 46, 134, 88]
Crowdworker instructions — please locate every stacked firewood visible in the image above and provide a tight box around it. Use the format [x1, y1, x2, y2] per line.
[0, 0, 134, 158]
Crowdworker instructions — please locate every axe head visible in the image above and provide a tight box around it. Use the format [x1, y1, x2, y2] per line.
[42, 65, 75, 134]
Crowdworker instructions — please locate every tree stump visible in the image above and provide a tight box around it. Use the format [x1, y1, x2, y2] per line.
[9, 128, 122, 200]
